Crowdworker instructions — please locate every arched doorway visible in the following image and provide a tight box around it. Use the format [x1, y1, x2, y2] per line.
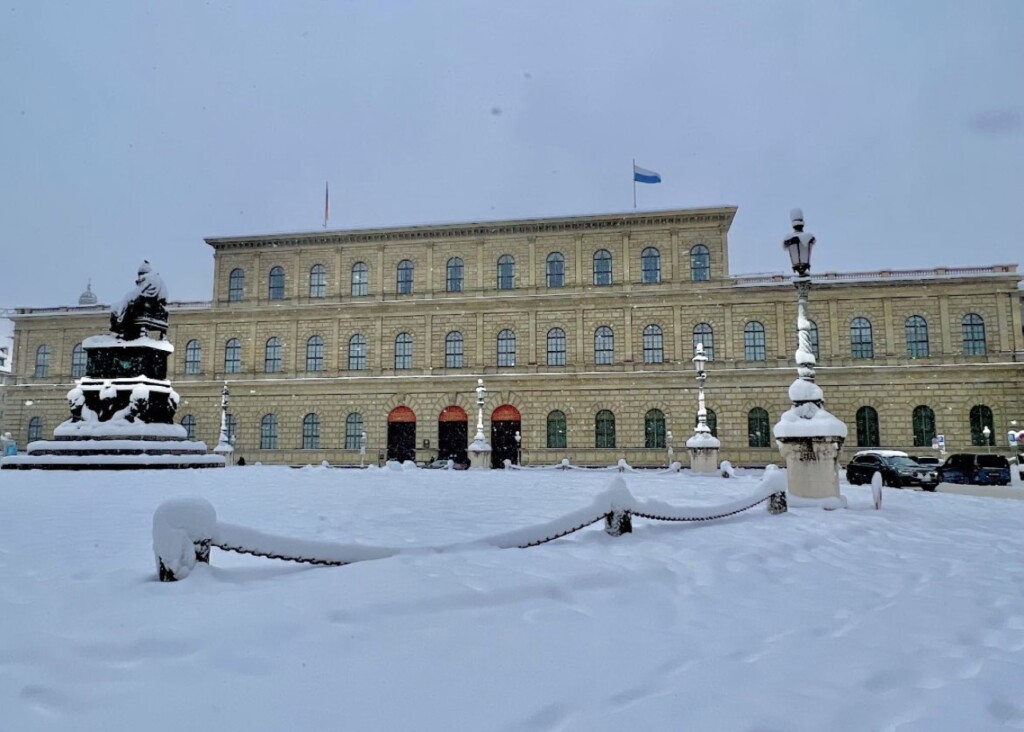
[438, 406, 468, 465]
[490, 404, 521, 468]
[387, 406, 416, 462]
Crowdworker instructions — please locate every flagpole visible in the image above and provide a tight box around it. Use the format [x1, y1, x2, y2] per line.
[632, 158, 636, 210]
[323, 181, 329, 229]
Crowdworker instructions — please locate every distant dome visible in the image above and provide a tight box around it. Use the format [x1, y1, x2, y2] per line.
[78, 281, 98, 306]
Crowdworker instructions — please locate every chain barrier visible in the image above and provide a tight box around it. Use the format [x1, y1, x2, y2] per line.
[211, 541, 351, 567]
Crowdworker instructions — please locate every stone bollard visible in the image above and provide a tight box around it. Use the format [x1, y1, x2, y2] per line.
[152, 497, 218, 582]
[768, 491, 788, 515]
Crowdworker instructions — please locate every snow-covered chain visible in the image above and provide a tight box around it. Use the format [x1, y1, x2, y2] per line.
[152, 473, 789, 582]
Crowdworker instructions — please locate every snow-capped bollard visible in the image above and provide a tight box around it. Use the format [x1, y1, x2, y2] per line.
[153, 497, 217, 582]
[604, 509, 633, 536]
[871, 471, 883, 510]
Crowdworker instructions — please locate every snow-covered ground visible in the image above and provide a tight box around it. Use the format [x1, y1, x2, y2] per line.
[2, 465, 1023, 732]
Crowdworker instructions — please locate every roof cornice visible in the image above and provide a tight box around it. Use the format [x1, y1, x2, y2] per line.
[204, 206, 739, 251]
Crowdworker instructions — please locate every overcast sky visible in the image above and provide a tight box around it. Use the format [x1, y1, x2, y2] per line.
[1, 1, 1022, 309]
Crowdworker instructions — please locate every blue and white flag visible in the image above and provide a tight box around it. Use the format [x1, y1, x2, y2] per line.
[633, 164, 661, 184]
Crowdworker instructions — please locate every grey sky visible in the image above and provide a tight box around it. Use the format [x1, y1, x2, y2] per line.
[2, 1, 1022, 309]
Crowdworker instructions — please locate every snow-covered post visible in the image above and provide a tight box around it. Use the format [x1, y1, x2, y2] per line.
[359, 430, 367, 468]
[687, 343, 720, 472]
[214, 382, 234, 463]
[666, 429, 674, 467]
[467, 378, 492, 469]
[152, 498, 217, 582]
[773, 209, 848, 502]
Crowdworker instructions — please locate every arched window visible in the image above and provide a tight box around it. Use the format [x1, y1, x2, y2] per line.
[547, 410, 567, 448]
[593, 249, 612, 286]
[748, 408, 770, 447]
[744, 322, 766, 361]
[644, 408, 666, 448]
[856, 406, 880, 447]
[547, 328, 567, 366]
[27, 416, 43, 442]
[268, 266, 285, 300]
[690, 245, 710, 281]
[224, 338, 241, 373]
[970, 405, 995, 446]
[225, 413, 237, 445]
[497, 329, 516, 367]
[181, 414, 196, 440]
[34, 344, 50, 378]
[497, 255, 515, 290]
[905, 315, 929, 358]
[643, 324, 664, 364]
[264, 337, 283, 373]
[395, 333, 412, 369]
[348, 334, 366, 370]
[71, 342, 87, 378]
[641, 247, 661, 284]
[302, 413, 321, 449]
[260, 414, 278, 449]
[345, 413, 364, 449]
[396, 259, 414, 294]
[912, 406, 936, 448]
[546, 252, 565, 288]
[697, 408, 718, 437]
[446, 257, 464, 293]
[594, 326, 614, 365]
[693, 323, 714, 361]
[962, 313, 986, 355]
[807, 320, 820, 359]
[309, 264, 327, 298]
[184, 339, 201, 375]
[228, 268, 245, 301]
[305, 335, 324, 372]
[851, 317, 874, 359]
[351, 262, 369, 296]
[595, 410, 616, 448]
[445, 331, 464, 368]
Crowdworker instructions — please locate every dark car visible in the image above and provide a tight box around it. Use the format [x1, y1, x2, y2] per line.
[846, 452, 937, 490]
[936, 453, 1011, 486]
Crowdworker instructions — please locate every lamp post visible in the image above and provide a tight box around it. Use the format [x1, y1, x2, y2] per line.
[666, 429, 674, 467]
[467, 377, 492, 469]
[686, 342, 720, 472]
[514, 430, 521, 466]
[983, 425, 991, 453]
[773, 209, 847, 503]
[359, 430, 367, 468]
[214, 382, 234, 464]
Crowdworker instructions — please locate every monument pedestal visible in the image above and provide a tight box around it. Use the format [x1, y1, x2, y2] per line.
[776, 437, 844, 499]
[468, 438, 492, 470]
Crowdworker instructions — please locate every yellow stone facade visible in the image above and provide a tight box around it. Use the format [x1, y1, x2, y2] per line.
[5, 207, 1023, 467]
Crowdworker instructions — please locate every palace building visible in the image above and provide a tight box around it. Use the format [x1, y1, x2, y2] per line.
[4, 206, 1023, 467]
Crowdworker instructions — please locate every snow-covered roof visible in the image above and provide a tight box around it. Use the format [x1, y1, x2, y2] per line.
[8, 300, 211, 318]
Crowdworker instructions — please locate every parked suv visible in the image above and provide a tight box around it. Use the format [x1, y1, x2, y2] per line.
[846, 451, 937, 490]
[936, 453, 1011, 486]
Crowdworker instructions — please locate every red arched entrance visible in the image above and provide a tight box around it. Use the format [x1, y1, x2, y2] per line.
[490, 405, 522, 468]
[387, 406, 416, 462]
[438, 406, 469, 464]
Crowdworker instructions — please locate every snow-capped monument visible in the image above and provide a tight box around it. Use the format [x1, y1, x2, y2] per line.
[0, 262, 224, 470]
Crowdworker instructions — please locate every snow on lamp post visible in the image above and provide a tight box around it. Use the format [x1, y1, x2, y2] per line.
[773, 209, 848, 503]
[214, 382, 235, 463]
[666, 429, 674, 467]
[687, 342, 720, 472]
[359, 430, 367, 468]
[514, 430, 521, 466]
[982, 425, 991, 453]
[467, 378, 492, 469]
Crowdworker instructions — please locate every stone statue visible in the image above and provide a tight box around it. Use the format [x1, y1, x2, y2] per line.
[110, 261, 169, 340]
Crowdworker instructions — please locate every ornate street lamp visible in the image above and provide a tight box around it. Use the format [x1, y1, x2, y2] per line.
[359, 430, 367, 468]
[214, 382, 235, 463]
[983, 425, 991, 453]
[686, 342, 720, 472]
[467, 377, 492, 469]
[514, 430, 521, 466]
[666, 429, 674, 467]
[773, 209, 847, 503]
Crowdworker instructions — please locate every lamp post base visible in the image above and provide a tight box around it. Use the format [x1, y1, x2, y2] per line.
[688, 447, 720, 474]
[776, 436, 845, 500]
